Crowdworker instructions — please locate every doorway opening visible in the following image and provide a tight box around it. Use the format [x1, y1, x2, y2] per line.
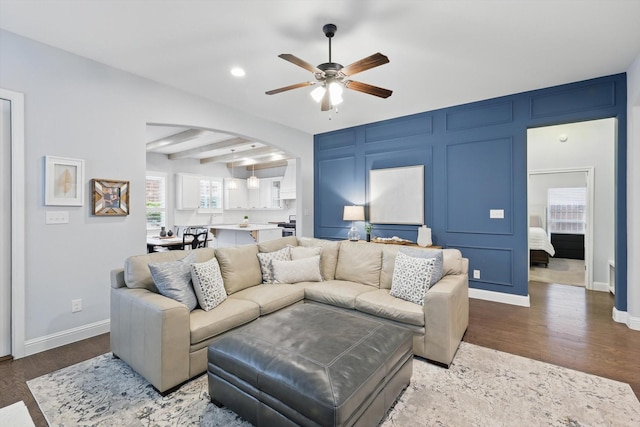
[527, 118, 615, 294]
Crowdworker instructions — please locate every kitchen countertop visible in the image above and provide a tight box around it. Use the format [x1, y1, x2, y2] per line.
[209, 224, 281, 231]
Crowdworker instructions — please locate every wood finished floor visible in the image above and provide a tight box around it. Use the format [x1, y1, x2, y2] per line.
[1, 281, 638, 426]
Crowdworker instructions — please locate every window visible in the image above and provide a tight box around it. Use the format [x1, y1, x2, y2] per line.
[547, 187, 586, 234]
[146, 173, 166, 231]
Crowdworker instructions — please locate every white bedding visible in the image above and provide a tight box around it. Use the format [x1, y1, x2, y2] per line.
[529, 227, 555, 256]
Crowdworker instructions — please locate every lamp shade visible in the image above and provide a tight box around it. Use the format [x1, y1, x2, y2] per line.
[343, 205, 365, 221]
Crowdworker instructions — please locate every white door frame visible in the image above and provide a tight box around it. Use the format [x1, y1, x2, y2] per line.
[528, 167, 595, 290]
[0, 88, 26, 358]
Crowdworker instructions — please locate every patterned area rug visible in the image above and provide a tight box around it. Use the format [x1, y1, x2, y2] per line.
[27, 342, 639, 426]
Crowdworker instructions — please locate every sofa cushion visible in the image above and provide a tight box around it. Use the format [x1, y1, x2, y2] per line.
[215, 245, 262, 295]
[304, 280, 377, 309]
[390, 252, 436, 306]
[124, 247, 215, 292]
[355, 289, 425, 327]
[443, 249, 464, 275]
[334, 241, 383, 287]
[258, 236, 298, 253]
[148, 251, 199, 311]
[257, 247, 291, 284]
[228, 284, 305, 315]
[297, 237, 340, 280]
[190, 298, 260, 345]
[190, 257, 227, 311]
[272, 256, 323, 284]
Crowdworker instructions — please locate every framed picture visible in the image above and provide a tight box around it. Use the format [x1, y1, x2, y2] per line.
[369, 165, 424, 224]
[92, 179, 130, 216]
[45, 156, 85, 206]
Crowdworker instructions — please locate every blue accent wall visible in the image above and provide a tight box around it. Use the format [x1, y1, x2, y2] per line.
[314, 74, 627, 310]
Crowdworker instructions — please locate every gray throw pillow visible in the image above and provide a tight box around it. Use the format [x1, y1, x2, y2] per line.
[257, 247, 291, 284]
[399, 247, 444, 286]
[149, 251, 198, 311]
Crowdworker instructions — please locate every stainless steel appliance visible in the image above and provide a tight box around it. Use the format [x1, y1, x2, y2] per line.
[277, 215, 296, 237]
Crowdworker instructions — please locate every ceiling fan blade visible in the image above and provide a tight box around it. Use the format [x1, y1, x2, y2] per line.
[265, 81, 315, 95]
[344, 80, 393, 98]
[278, 54, 323, 74]
[321, 89, 332, 111]
[341, 52, 389, 76]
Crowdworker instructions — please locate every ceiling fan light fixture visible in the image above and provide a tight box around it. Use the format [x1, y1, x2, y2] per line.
[329, 81, 343, 106]
[310, 86, 326, 103]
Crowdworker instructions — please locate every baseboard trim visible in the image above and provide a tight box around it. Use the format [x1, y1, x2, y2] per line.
[592, 281, 610, 292]
[24, 319, 110, 357]
[469, 288, 531, 307]
[612, 308, 640, 331]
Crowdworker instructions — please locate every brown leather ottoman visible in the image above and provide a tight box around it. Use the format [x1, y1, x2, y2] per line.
[207, 304, 413, 426]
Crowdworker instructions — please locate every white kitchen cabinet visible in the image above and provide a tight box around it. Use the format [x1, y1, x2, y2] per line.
[198, 177, 223, 213]
[175, 173, 201, 210]
[280, 159, 296, 199]
[224, 178, 248, 209]
[247, 177, 282, 209]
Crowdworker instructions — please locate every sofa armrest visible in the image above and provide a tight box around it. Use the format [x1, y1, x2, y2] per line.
[420, 273, 469, 366]
[110, 286, 191, 392]
[111, 268, 125, 289]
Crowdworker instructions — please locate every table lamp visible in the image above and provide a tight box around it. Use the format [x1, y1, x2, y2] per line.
[343, 205, 365, 241]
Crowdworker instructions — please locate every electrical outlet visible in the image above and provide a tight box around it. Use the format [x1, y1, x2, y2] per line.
[71, 299, 82, 313]
[473, 270, 481, 279]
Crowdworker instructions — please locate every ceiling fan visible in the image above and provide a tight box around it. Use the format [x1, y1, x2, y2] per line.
[265, 24, 392, 111]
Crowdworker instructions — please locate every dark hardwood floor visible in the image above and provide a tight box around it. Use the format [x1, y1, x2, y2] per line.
[1, 281, 638, 426]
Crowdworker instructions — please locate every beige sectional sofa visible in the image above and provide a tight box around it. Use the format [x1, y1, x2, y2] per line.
[110, 236, 469, 393]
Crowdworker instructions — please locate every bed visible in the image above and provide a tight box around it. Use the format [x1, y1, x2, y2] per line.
[529, 226, 555, 267]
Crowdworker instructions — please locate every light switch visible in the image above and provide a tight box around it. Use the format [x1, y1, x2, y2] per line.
[46, 211, 69, 224]
[490, 209, 504, 219]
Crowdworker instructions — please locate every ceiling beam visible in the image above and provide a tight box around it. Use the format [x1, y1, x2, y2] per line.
[200, 146, 280, 164]
[244, 159, 289, 171]
[146, 128, 204, 151]
[168, 136, 250, 160]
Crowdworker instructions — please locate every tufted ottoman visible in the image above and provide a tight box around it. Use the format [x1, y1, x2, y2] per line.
[207, 303, 413, 426]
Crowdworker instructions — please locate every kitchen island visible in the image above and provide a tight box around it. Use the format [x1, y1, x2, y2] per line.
[210, 224, 283, 248]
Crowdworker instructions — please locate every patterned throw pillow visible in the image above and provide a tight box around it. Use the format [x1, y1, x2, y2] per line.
[148, 251, 198, 311]
[398, 247, 444, 286]
[257, 247, 291, 283]
[390, 252, 436, 305]
[190, 257, 227, 311]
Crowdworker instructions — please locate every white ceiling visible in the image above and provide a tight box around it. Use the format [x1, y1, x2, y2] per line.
[2, 0, 640, 139]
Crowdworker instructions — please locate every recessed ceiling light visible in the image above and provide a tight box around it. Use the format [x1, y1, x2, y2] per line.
[230, 67, 246, 77]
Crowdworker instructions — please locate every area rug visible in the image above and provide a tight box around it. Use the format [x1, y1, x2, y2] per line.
[27, 342, 639, 426]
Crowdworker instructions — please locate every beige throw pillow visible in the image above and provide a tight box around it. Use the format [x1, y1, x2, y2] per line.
[272, 255, 323, 284]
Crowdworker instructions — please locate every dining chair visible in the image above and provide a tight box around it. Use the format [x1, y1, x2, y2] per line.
[182, 231, 208, 250]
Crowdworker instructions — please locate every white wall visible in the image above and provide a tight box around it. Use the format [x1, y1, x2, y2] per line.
[528, 119, 615, 286]
[627, 53, 640, 330]
[0, 30, 312, 351]
[529, 172, 586, 231]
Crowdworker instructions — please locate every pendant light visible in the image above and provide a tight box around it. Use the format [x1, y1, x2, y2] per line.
[247, 144, 260, 189]
[229, 149, 238, 190]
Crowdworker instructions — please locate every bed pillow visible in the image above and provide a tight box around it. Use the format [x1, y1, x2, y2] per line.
[398, 247, 444, 286]
[257, 247, 291, 283]
[390, 252, 436, 305]
[190, 257, 227, 311]
[148, 251, 198, 311]
[272, 255, 323, 284]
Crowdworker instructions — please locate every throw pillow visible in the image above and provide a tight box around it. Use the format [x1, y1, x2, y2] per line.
[190, 257, 227, 311]
[272, 255, 323, 283]
[390, 252, 436, 306]
[257, 247, 291, 284]
[398, 247, 444, 286]
[290, 245, 322, 259]
[148, 251, 198, 311]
